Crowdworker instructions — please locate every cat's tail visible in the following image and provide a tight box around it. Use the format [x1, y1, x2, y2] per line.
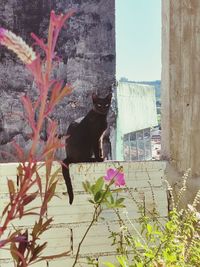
[62, 158, 74, 205]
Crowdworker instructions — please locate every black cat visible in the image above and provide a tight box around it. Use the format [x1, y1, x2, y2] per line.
[62, 92, 112, 204]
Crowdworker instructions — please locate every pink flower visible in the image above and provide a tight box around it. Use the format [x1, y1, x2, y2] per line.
[104, 168, 125, 187]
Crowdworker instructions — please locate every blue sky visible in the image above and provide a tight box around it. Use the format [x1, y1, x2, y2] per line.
[116, 0, 161, 81]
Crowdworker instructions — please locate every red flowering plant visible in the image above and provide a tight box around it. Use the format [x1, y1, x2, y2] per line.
[0, 10, 74, 266]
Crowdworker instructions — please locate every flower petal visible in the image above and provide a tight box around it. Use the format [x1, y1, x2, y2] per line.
[115, 172, 125, 187]
[104, 168, 116, 181]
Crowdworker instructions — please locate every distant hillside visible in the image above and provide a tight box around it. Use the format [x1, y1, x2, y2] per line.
[119, 79, 161, 100]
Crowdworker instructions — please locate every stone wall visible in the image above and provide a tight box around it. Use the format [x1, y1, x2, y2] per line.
[0, 0, 115, 161]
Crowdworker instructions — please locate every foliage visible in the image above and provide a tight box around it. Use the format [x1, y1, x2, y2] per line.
[103, 170, 200, 267]
[72, 167, 126, 267]
[0, 10, 74, 266]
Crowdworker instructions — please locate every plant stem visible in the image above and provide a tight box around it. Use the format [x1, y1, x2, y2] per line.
[72, 180, 113, 266]
[72, 206, 99, 267]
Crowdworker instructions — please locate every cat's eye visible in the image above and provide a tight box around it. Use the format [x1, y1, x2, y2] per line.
[97, 104, 102, 107]
[105, 104, 109, 107]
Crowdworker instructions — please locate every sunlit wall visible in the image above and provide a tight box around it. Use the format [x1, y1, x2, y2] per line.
[116, 82, 158, 160]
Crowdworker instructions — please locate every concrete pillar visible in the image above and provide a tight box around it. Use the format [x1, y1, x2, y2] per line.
[162, 0, 200, 203]
[162, 0, 200, 177]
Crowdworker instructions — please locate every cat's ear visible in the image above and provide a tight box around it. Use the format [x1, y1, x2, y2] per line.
[92, 93, 98, 102]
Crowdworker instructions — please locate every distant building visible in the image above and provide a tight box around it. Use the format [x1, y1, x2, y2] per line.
[116, 81, 158, 160]
[151, 128, 161, 160]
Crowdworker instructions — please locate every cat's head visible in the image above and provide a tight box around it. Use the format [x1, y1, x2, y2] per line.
[92, 93, 112, 115]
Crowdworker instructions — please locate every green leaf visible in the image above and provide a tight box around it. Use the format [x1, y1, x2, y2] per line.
[116, 198, 125, 205]
[144, 252, 154, 259]
[89, 199, 95, 204]
[94, 191, 102, 203]
[135, 240, 143, 248]
[82, 181, 89, 192]
[116, 255, 128, 267]
[113, 188, 123, 193]
[94, 177, 104, 193]
[91, 184, 96, 194]
[83, 181, 93, 193]
[136, 263, 143, 267]
[103, 262, 116, 267]
[146, 224, 153, 234]
[110, 194, 114, 204]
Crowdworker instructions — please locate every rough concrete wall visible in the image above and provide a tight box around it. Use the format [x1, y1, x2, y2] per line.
[0, 0, 115, 161]
[161, 0, 200, 202]
[162, 0, 200, 175]
[161, 0, 170, 159]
